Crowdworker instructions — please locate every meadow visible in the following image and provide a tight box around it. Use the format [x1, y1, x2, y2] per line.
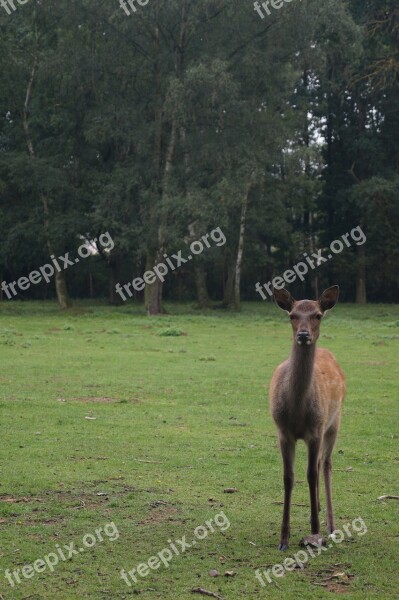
[0, 300, 398, 599]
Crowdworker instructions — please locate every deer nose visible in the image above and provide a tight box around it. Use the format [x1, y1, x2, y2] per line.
[297, 331, 310, 344]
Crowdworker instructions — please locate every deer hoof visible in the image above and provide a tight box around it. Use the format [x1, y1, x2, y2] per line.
[278, 542, 289, 551]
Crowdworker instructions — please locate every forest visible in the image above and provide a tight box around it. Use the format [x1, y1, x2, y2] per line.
[0, 0, 398, 313]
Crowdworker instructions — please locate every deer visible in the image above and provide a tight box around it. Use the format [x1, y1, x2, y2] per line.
[269, 285, 346, 550]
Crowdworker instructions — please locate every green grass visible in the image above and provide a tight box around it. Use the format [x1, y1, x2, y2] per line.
[0, 300, 398, 599]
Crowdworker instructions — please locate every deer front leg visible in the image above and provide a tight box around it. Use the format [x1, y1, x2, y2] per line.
[300, 438, 325, 547]
[323, 455, 335, 534]
[278, 435, 295, 550]
[317, 457, 321, 512]
[323, 428, 339, 535]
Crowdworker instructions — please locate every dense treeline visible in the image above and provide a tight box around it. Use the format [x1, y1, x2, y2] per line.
[0, 0, 398, 312]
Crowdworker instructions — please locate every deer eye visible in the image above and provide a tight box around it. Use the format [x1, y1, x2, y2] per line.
[289, 315, 297, 320]
[315, 314, 322, 320]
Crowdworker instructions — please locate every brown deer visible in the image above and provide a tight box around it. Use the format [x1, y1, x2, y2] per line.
[269, 285, 345, 550]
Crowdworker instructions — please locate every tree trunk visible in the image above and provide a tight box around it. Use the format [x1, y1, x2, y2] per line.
[55, 271, 72, 310]
[23, 54, 72, 309]
[146, 9, 187, 315]
[194, 263, 210, 308]
[147, 278, 163, 315]
[234, 187, 249, 310]
[355, 244, 367, 304]
[144, 252, 153, 310]
[89, 273, 94, 298]
[42, 195, 73, 308]
[145, 117, 177, 315]
[109, 259, 124, 305]
[222, 260, 235, 308]
[145, 250, 164, 315]
[153, 24, 162, 180]
[187, 222, 210, 309]
[325, 61, 335, 287]
[146, 10, 185, 315]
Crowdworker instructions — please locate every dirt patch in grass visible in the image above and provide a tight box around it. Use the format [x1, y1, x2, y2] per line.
[48, 490, 111, 507]
[0, 495, 37, 503]
[324, 580, 352, 593]
[71, 396, 120, 403]
[310, 565, 354, 593]
[139, 506, 180, 525]
[0, 491, 110, 512]
[70, 396, 142, 404]
[70, 396, 141, 403]
[25, 516, 67, 525]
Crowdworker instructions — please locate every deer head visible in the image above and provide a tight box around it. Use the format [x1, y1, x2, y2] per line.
[273, 286, 339, 346]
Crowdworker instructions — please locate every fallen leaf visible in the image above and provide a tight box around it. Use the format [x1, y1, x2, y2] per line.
[223, 488, 238, 494]
[224, 570, 236, 577]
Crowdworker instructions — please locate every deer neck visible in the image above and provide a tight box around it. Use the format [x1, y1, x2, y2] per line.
[287, 342, 316, 401]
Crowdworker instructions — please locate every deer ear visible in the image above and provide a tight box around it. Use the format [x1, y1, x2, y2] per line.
[319, 285, 339, 312]
[273, 288, 295, 313]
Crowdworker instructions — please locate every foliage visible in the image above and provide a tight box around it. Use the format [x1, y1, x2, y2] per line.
[0, 0, 398, 307]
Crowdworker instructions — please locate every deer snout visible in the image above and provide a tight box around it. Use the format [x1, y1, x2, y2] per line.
[296, 330, 311, 345]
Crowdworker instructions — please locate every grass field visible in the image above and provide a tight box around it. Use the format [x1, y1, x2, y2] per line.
[0, 300, 398, 599]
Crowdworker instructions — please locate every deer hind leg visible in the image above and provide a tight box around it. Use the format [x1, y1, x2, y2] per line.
[323, 427, 339, 535]
[278, 434, 296, 551]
